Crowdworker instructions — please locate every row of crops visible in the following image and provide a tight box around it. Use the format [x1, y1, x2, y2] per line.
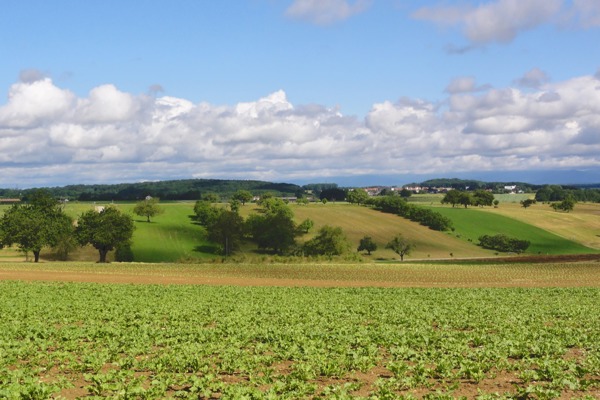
[2, 282, 600, 399]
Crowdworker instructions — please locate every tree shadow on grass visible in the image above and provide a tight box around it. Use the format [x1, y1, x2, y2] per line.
[194, 245, 219, 254]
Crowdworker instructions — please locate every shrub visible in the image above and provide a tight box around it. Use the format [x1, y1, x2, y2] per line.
[478, 234, 530, 253]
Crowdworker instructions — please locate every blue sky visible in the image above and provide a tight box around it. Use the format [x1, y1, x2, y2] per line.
[1, 0, 599, 187]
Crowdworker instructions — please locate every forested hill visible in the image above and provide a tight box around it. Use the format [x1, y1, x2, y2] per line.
[0, 179, 303, 201]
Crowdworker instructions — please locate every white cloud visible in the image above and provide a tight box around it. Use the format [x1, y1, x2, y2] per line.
[1, 75, 600, 186]
[413, 0, 563, 45]
[285, 0, 371, 25]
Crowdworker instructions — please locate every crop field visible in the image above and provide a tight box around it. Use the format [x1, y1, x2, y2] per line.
[1, 279, 600, 399]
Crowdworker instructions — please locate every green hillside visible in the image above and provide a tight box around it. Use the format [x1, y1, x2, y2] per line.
[1, 200, 597, 262]
[428, 206, 597, 255]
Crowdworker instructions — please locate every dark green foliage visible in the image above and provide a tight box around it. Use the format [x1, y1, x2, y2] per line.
[115, 244, 134, 262]
[0, 190, 73, 262]
[296, 218, 314, 234]
[399, 188, 412, 198]
[303, 225, 350, 256]
[551, 197, 576, 212]
[441, 189, 463, 207]
[193, 200, 221, 226]
[231, 190, 253, 205]
[369, 196, 453, 231]
[319, 188, 347, 202]
[478, 234, 530, 253]
[4, 179, 302, 201]
[75, 207, 135, 263]
[207, 210, 245, 256]
[246, 199, 297, 254]
[346, 189, 370, 205]
[357, 236, 377, 255]
[536, 185, 600, 203]
[472, 190, 494, 207]
[521, 199, 537, 208]
[386, 234, 414, 261]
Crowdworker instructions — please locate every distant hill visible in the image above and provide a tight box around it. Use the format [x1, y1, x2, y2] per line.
[0, 179, 303, 202]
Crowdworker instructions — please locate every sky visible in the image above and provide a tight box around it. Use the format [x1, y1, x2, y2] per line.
[1, 0, 600, 188]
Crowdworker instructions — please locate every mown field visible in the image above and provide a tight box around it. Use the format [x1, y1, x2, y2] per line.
[1, 279, 600, 399]
[426, 206, 597, 255]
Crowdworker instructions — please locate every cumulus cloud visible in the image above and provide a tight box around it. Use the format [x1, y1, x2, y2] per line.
[445, 77, 491, 94]
[285, 0, 371, 25]
[413, 0, 563, 45]
[514, 68, 550, 89]
[1, 74, 600, 186]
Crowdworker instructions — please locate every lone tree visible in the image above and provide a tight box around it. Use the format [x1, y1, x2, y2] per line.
[0, 190, 73, 262]
[133, 197, 164, 222]
[231, 190, 253, 205]
[472, 190, 494, 207]
[357, 235, 377, 255]
[76, 206, 135, 263]
[551, 197, 575, 212]
[521, 199, 536, 208]
[386, 234, 414, 261]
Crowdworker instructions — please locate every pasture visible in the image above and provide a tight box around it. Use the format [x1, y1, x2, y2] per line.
[427, 204, 599, 255]
[1, 199, 599, 262]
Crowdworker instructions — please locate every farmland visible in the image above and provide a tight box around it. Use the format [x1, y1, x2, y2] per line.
[2, 198, 599, 262]
[1, 197, 600, 398]
[1, 279, 600, 399]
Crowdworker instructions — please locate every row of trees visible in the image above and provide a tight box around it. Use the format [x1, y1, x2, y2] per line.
[441, 189, 496, 208]
[368, 196, 454, 231]
[0, 190, 135, 262]
[357, 234, 415, 261]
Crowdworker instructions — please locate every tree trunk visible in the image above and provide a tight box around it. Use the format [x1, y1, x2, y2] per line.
[98, 248, 109, 263]
[147, 215, 150, 222]
[33, 250, 40, 263]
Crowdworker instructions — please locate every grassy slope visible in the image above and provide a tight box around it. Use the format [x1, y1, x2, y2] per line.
[2, 199, 598, 262]
[286, 203, 494, 260]
[428, 205, 598, 255]
[477, 202, 600, 250]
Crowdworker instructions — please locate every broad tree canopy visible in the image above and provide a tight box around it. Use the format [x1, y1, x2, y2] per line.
[0, 190, 73, 262]
[76, 206, 135, 263]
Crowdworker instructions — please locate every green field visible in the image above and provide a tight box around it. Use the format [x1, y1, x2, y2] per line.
[427, 205, 598, 255]
[2, 280, 600, 399]
[1, 199, 599, 262]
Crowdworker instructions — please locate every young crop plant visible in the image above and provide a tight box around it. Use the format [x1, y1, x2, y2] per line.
[2, 282, 600, 398]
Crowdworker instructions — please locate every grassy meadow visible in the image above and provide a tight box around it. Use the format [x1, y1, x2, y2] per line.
[0, 197, 599, 262]
[427, 205, 598, 255]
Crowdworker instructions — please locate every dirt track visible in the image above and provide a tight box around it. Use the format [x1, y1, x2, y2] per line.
[2, 255, 600, 288]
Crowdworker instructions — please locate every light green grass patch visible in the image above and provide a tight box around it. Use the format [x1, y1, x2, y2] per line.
[430, 206, 597, 255]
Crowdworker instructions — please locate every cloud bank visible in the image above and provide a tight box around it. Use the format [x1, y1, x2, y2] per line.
[0, 71, 599, 187]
